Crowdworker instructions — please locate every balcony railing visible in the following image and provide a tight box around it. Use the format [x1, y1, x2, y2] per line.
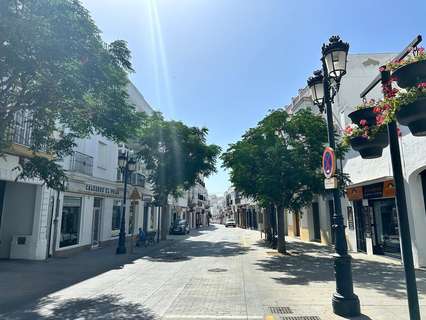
[10, 110, 32, 147]
[69, 151, 93, 176]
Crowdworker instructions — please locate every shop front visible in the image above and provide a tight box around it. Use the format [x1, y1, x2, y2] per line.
[347, 178, 400, 259]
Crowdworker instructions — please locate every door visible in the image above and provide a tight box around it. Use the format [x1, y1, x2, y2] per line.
[143, 203, 149, 233]
[354, 201, 367, 252]
[312, 202, 321, 241]
[373, 199, 400, 258]
[91, 198, 102, 247]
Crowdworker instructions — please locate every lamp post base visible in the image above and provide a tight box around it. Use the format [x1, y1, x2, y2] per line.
[116, 245, 127, 255]
[332, 291, 360, 317]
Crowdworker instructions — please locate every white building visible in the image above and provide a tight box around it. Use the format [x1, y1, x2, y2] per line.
[285, 52, 426, 267]
[0, 82, 159, 260]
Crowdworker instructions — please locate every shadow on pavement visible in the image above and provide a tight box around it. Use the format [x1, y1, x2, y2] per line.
[254, 239, 426, 300]
[3, 294, 158, 320]
[0, 240, 170, 315]
[144, 239, 251, 263]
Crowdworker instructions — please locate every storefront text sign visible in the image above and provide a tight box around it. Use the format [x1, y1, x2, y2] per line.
[347, 186, 363, 201]
[85, 184, 119, 196]
[363, 182, 383, 199]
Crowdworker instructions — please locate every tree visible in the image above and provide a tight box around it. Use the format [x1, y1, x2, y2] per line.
[0, 0, 141, 189]
[222, 109, 328, 253]
[134, 112, 221, 239]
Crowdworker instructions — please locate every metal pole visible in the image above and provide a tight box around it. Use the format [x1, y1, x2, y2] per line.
[381, 70, 420, 320]
[322, 60, 360, 317]
[157, 206, 161, 243]
[116, 152, 128, 254]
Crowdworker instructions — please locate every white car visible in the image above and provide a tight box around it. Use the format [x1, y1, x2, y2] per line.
[225, 218, 236, 228]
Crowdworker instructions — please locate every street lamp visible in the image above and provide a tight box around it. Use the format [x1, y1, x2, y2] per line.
[116, 150, 137, 254]
[307, 36, 361, 317]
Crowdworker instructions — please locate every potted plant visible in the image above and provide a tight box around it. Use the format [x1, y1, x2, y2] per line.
[387, 47, 426, 89]
[348, 99, 378, 127]
[343, 122, 389, 159]
[394, 83, 426, 136]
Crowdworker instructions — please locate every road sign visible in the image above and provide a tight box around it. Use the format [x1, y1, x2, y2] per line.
[322, 147, 336, 179]
[324, 177, 338, 189]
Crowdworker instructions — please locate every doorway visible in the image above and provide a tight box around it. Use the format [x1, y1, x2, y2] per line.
[91, 198, 102, 248]
[312, 202, 321, 241]
[353, 200, 367, 253]
[372, 198, 400, 259]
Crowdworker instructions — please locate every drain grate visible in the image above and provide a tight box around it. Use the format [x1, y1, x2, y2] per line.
[280, 317, 321, 320]
[208, 268, 228, 272]
[268, 306, 292, 314]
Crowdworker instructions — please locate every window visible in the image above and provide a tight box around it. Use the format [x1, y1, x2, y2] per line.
[97, 141, 107, 169]
[60, 197, 81, 248]
[112, 200, 122, 231]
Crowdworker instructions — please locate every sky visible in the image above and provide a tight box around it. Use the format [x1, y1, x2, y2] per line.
[80, 0, 426, 196]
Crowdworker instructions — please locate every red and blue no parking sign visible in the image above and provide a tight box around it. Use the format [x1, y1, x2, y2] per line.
[322, 147, 336, 179]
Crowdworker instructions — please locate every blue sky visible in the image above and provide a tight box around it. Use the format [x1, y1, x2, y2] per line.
[81, 0, 425, 196]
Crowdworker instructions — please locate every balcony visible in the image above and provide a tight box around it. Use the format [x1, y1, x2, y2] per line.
[69, 152, 93, 176]
[130, 173, 145, 187]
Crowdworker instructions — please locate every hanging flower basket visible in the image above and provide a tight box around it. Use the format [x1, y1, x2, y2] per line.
[392, 60, 426, 89]
[349, 129, 389, 159]
[348, 107, 378, 127]
[396, 97, 426, 136]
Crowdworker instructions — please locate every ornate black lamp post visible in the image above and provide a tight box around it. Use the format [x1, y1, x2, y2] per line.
[307, 36, 361, 317]
[116, 150, 137, 254]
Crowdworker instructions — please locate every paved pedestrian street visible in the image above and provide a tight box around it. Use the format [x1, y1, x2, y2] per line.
[1, 225, 426, 320]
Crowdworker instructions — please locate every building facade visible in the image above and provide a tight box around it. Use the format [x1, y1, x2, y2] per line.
[285, 52, 426, 267]
[0, 82, 161, 260]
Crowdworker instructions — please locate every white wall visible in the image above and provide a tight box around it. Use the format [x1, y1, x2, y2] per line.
[0, 182, 37, 258]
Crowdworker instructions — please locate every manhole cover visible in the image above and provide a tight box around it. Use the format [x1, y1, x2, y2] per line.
[268, 306, 292, 314]
[208, 268, 228, 272]
[281, 317, 321, 320]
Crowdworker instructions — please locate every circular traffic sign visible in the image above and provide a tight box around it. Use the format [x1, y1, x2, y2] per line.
[322, 147, 336, 179]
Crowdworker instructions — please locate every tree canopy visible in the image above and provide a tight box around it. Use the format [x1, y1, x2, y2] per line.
[135, 112, 221, 206]
[1, 0, 141, 189]
[222, 108, 328, 252]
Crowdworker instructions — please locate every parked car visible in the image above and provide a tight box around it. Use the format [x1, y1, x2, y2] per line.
[225, 218, 236, 228]
[169, 219, 190, 235]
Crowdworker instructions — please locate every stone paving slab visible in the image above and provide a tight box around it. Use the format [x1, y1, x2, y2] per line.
[1, 225, 426, 320]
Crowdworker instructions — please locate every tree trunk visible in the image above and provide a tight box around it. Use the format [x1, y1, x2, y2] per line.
[276, 204, 286, 254]
[160, 204, 170, 240]
[263, 207, 271, 244]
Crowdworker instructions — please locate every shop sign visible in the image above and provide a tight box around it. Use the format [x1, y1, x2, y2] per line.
[383, 180, 396, 198]
[65, 180, 120, 197]
[347, 186, 363, 201]
[322, 147, 336, 179]
[85, 184, 119, 196]
[363, 182, 384, 199]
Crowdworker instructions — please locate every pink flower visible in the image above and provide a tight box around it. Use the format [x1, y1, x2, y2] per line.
[418, 47, 425, 54]
[417, 82, 426, 88]
[345, 126, 353, 134]
[373, 107, 382, 113]
[376, 114, 385, 125]
[382, 103, 391, 110]
[359, 119, 367, 126]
